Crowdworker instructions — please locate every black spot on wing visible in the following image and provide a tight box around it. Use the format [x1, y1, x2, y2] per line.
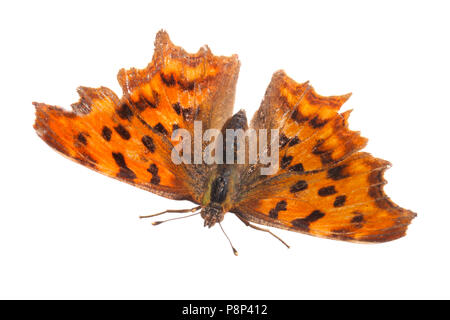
[112, 152, 126, 167]
[368, 169, 384, 184]
[112, 152, 136, 180]
[333, 195, 347, 207]
[327, 165, 349, 181]
[289, 163, 304, 173]
[279, 134, 290, 148]
[290, 109, 298, 121]
[269, 200, 287, 219]
[280, 155, 293, 169]
[117, 103, 133, 120]
[101, 126, 112, 141]
[117, 168, 137, 180]
[351, 214, 364, 224]
[288, 136, 301, 147]
[290, 180, 308, 193]
[134, 92, 159, 111]
[172, 102, 196, 123]
[114, 124, 131, 140]
[147, 163, 158, 175]
[291, 210, 325, 232]
[312, 139, 333, 165]
[172, 102, 182, 115]
[151, 175, 161, 185]
[161, 73, 176, 86]
[350, 213, 364, 229]
[147, 163, 160, 185]
[76, 132, 88, 146]
[291, 109, 309, 123]
[318, 186, 337, 197]
[141, 135, 155, 153]
[309, 116, 327, 128]
[178, 80, 195, 91]
[154, 123, 168, 136]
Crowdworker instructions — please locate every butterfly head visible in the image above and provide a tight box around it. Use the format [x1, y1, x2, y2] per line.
[201, 204, 225, 228]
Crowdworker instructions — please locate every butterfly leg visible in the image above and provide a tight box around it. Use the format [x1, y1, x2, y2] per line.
[235, 214, 290, 249]
[139, 206, 201, 219]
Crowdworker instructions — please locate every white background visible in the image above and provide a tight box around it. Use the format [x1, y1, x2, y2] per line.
[1, 0, 449, 299]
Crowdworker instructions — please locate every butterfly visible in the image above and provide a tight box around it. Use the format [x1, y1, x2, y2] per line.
[34, 30, 416, 255]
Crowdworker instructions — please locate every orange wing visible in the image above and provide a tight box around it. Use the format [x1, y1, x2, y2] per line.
[34, 86, 194, 200]
[233, 71, 416, 242]
[34, 31, 240, 202]
[117, 31, 239, 139]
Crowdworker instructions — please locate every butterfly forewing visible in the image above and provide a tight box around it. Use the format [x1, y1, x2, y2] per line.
[34, 31, 240, 204]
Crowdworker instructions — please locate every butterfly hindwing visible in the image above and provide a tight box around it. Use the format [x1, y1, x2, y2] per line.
[233, 71, 416, 242]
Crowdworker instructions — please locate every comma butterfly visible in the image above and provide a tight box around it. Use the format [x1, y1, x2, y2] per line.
[34, 31, 416, 255]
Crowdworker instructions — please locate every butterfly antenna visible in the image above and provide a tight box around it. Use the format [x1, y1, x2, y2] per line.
[219, 222, 238, 256]
[139, 206, 201, 219]
[151, 212, 200, 226]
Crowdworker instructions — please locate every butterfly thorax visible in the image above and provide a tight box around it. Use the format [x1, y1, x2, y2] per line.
[201, 167, 236, 228]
